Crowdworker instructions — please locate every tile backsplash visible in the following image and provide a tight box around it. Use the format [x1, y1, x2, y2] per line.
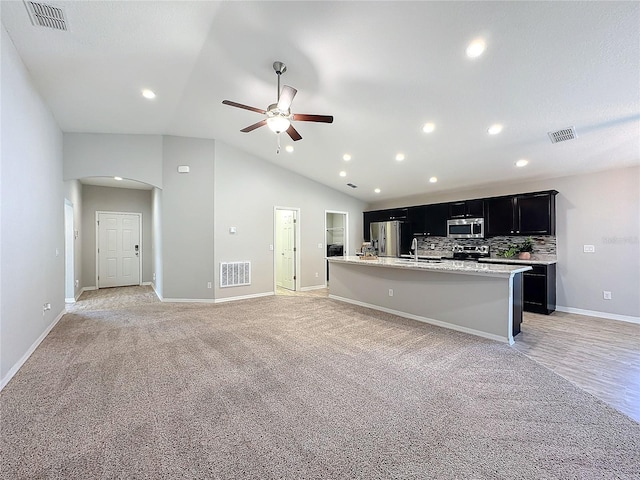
[415, 235, 556, 257]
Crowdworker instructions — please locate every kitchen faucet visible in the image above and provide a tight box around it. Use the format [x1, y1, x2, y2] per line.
[411, 237, 418, 261]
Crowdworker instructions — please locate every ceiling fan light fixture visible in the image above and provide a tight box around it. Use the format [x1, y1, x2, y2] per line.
[266, 115, 291, 133]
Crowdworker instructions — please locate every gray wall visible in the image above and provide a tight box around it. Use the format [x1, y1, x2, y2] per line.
[63, 179, 83, 298]
[214, 141, 366, 299]
[161, 136, 215, 300]
[64, 133, 163, 188]
[368, 166, 640, 319]
[80, 185, 153, 286]
[1, 27, 64, 383]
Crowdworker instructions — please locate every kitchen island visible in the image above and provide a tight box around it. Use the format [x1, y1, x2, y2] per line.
[327, 256, 531, 344]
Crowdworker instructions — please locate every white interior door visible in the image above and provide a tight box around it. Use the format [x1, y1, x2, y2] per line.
[276, 209, 296, 291]
[97, 212, 141, 288]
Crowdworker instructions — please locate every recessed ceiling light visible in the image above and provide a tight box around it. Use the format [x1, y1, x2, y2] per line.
[339, 171, 347, 177]
[515, 159, 529, 167]
[114, 176, 123, 181]
[395, 153, 405, 162]
[142, 89, 156, 99]
[374, 188, 381, 194]
[487, 124, 503, 135]
[429, 177, 438, 183]
[422, 122, 435, 133]
[285, 145, 294, 153]
[466, 39, 486, 58]
[343, 154, 351, 161]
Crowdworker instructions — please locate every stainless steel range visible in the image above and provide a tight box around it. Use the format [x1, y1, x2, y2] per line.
[452, 244, 490, 260]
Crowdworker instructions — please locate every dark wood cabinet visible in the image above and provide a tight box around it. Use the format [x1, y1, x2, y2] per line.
[408, 203, 448, 237]
[448, 199, 484, 219]
[486, 191, 557, 236]
[522, 264, 556, 315]
[484, 261, 556, 315]
[363, 208, 408, 241]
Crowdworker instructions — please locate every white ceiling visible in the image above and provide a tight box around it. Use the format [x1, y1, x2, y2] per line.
[2, 1, 639, 203]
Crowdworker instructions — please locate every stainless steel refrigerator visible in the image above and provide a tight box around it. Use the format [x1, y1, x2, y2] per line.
[370, 221, 409, 257]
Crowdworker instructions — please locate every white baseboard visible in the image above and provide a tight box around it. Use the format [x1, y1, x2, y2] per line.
[0, 308, 65, 391]
[163, 298, 216, 303]
[328, 294, 511, 344]
[214, 292, 274, 303]
[141, 281, 152, 286]
[555, 306, 640, 325]
[151, 283, 163, 301]
[300, 285, 328, 292]
[65, 297, 75, 304]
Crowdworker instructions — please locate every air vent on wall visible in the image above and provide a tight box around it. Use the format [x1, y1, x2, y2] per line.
[24, 1, 68, 31]
[220, 261, 251, 288]
[548, 126, 577, 144]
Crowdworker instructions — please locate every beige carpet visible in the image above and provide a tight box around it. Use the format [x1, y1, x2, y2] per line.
[2, 287, 639, 479]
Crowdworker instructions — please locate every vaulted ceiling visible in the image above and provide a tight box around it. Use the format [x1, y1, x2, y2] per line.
[2, 1, 639, 202]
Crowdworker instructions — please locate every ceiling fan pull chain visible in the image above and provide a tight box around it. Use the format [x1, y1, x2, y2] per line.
[276, 133, 281, 154]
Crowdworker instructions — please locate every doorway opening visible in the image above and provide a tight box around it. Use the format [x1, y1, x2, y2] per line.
[325, 211, 348, 286]
[64, 200, 75, 302]
[96, 211, 142, 288]
[274, 207, 300, 294]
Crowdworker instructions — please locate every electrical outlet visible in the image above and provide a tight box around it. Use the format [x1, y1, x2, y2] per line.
[583, 245, 595, 253]
[152, 273, 156, 281]
[318, 243, 323, 249]
[430, 244, 436, 250]
[269, 244, 274, 251]
[207, 282, 212, 289]
[315, 272, 319, 278]
[75, 279, 79, 287]
[603, 291, 612, 300]
[388, 289, 394, 297]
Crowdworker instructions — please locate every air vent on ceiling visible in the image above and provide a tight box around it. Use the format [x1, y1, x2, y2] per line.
[548, 126, 577, 144]
[346, 183, 358, 189]
[24, 1, 68, 31]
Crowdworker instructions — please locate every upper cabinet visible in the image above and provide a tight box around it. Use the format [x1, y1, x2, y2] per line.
[486, 191, 558, 237]
[408, 203, 448, 236]
[448, 199, 484, 219]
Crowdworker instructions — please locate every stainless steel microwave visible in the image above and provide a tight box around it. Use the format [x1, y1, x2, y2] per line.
[447, 218, 484, 239]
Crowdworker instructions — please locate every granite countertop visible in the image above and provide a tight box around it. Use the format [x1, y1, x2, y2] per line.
[329, 256, 531, 277]
[478, 255, 557, 265]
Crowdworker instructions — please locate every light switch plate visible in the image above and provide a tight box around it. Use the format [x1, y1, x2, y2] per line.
[583, 245, 595, 253]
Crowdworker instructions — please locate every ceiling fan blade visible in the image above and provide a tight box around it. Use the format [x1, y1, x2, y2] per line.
[286, 124, 302, 141]
[222, 100, 266, 115]
[277, 85, 297, 111]
[240, 120, 267, 133]
[292, 113, 334, 123]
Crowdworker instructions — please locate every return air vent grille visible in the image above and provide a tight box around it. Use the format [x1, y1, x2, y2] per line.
[346, 183, 358, 189]
[548, 126, 577, 144]
[220, 261, 251, 288]
[24, 1, 68, 31]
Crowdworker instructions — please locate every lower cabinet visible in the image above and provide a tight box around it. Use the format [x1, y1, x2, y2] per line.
[484, 262, 556, 315]
[522, 263, 556, 315]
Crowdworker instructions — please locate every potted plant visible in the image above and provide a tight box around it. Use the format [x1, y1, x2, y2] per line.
[500, 237, 535, 259]
[517, 237, 534, 259]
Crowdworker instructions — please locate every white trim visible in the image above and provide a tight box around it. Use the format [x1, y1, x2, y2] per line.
[162, 298, 215, 303]
[273, 206, 301, 292]
[95, 211, 143, 288]
[556, 306, 640, 325]
[328, 294, 512, 344]
[151, 283, 163, 301]
[65, 297, 75, 303]
[215, 292, 274, 303]
[324, 210, 349, 287]
[0, 309, 65, 391]
[300, 285, 328, 292]
[141, 281, 152, 286]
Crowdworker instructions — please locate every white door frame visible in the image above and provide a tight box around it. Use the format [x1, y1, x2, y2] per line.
[64, 199, 75, 302]
[273, 206, 301, 292]
[95, 211, 142, 288]
[325, 210, 349, 286]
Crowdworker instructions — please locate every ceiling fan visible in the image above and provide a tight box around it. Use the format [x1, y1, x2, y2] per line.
[222, 61, 333, 142]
